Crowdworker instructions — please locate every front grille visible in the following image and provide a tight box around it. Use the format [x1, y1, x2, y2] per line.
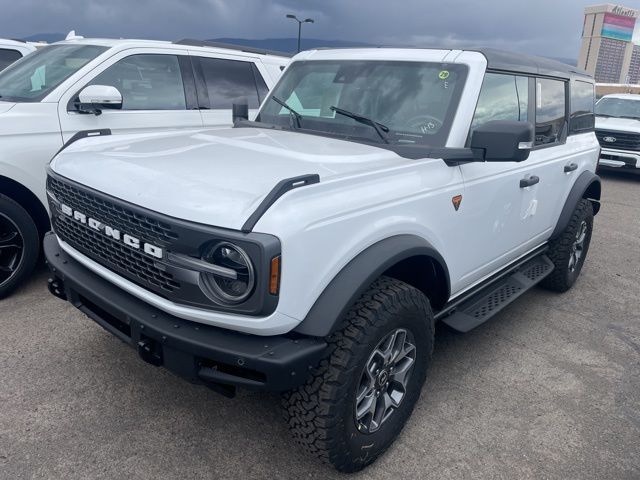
[47, 176, 181, 295]
[47, 176, 178, 245]
[54, 214, 180, 293]
[595, 129, 640, 151]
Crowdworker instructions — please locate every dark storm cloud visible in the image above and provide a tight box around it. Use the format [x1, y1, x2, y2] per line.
[4, 0, 640, 58]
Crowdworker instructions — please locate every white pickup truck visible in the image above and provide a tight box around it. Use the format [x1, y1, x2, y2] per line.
[595, 93, 640, 174]
[44, 47, 601, 472]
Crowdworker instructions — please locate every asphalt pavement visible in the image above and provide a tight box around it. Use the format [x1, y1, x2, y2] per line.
[1, 172, 639, 479]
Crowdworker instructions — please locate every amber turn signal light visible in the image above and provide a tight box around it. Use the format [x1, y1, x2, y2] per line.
[269, 256, 281, 295]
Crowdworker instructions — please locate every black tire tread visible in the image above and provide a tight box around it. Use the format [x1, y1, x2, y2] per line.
[282, 276, 433, 472]
[541, 198, 593, 293]
[0, 193, 40, 299]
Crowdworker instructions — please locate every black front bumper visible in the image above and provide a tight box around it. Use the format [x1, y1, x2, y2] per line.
[44, 233, 326, 395]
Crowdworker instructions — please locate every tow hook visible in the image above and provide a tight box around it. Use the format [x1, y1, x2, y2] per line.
[137, 337, 163, 366]
[47, 277, 67, 301]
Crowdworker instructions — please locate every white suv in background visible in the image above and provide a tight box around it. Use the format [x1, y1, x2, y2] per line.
[0, 39, 36, 71]
[0, 38, 289, 297]
[595, 93, 640, 174]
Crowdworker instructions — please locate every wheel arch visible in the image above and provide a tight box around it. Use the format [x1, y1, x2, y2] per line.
[293, 235, 450, 337]
[0, 175, 50, 238]
[551, 170, 601, 240]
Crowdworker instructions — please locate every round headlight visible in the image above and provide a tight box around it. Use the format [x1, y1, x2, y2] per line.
[201, 242, 255, 304]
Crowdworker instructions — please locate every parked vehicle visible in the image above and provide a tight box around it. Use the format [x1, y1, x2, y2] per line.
[0, 39, 36, 71]
[594, 93, 640, 174]
[44, 47, 601, 472]
[0, 38, 289, 297]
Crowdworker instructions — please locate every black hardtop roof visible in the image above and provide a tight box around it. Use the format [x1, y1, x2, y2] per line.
[475, 48, 591, 81]
[174, 39, 293, 58]
[307, 45, 592, 81]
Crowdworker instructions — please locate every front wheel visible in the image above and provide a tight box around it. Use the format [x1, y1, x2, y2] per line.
[283, 277, 434, 472]
[0, 194, 40, 299]
[540, 198, 594, 293]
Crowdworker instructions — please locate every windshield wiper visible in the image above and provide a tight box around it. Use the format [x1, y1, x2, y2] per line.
[330, 106, 390, 144]
[271, 95, 302, 129]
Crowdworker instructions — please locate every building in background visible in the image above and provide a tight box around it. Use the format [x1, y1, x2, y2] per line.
[579, 4, 640, 83]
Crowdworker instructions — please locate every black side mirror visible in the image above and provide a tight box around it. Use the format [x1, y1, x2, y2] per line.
[470, 120, 534, 162]
[232, 98, 249, 124]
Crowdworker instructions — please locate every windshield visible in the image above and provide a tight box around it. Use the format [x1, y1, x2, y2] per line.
[0, 44, 107, 102]
[595, 97, 640, 120]
[257, 60, 468, 147]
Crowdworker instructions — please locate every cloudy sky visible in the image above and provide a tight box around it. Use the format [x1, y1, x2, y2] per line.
[4, 0, 640, 59]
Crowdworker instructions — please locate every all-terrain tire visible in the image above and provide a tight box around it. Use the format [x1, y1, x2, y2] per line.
[540, 198, 594, 293]
[0, 194, 40, 299]
[282, 276, 434, 473]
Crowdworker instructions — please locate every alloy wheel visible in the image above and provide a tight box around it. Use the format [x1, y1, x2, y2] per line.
[354, 328, 417, 434]
[568, 220, 588, 273]
[0, 213, 24, 287]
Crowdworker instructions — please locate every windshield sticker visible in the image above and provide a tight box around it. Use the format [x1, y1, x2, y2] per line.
[438, 70, 450, 80]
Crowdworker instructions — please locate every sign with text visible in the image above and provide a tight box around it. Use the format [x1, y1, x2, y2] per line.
[602, 12, 637, 41]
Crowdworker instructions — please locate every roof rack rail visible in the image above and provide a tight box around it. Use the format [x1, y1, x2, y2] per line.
[174, 39, 293, 58]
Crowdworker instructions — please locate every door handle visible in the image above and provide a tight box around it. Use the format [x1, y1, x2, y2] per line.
[520, 175, 540, 188]
[564, 162, 578, 173]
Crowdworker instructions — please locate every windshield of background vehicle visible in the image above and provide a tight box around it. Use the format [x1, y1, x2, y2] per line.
[595, 97, 640, 120]
[257, 60, 468, 147]
[0, 44, 107, 102]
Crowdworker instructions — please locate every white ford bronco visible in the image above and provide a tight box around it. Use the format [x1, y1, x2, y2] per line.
[44, 48, 601, 472]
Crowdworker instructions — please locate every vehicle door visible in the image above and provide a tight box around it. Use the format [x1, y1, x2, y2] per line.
[58, 48, 203, 142]
[555, 80, 599, 218]
[457, 72, 552, 287]
[190, 53, 269, 126]
[521, 77, 578, 241]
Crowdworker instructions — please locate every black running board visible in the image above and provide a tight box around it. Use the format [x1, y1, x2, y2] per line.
[441, 255, 554, 332]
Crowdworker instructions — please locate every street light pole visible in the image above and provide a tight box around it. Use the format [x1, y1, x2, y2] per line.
[286, 14, 314, 53]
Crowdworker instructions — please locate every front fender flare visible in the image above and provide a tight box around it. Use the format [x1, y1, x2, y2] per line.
[551, 170, 601, 240]
[293, 235, 450, 337]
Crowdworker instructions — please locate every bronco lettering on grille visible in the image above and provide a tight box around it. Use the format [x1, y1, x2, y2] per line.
[60, 203, 164, 259]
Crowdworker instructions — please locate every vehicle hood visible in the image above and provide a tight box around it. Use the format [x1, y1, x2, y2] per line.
[50, 127, 408, 230]
[595, 115, 640, 133]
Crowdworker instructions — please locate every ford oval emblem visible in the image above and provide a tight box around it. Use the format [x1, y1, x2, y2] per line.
[603, 136, 617, 143]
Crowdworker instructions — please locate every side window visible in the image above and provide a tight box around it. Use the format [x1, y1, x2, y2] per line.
[89, 54, 186, 110]
[0, 48, 22, 71]
[252, 63, 269, 103]
[569, 81, 595, 134]
[535, 78, 567, 145]
[470, 73, 529, 136]
[198, 57, 260, 109]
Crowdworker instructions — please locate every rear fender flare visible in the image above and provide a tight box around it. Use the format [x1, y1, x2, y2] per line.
[551, 170, 601, 240]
